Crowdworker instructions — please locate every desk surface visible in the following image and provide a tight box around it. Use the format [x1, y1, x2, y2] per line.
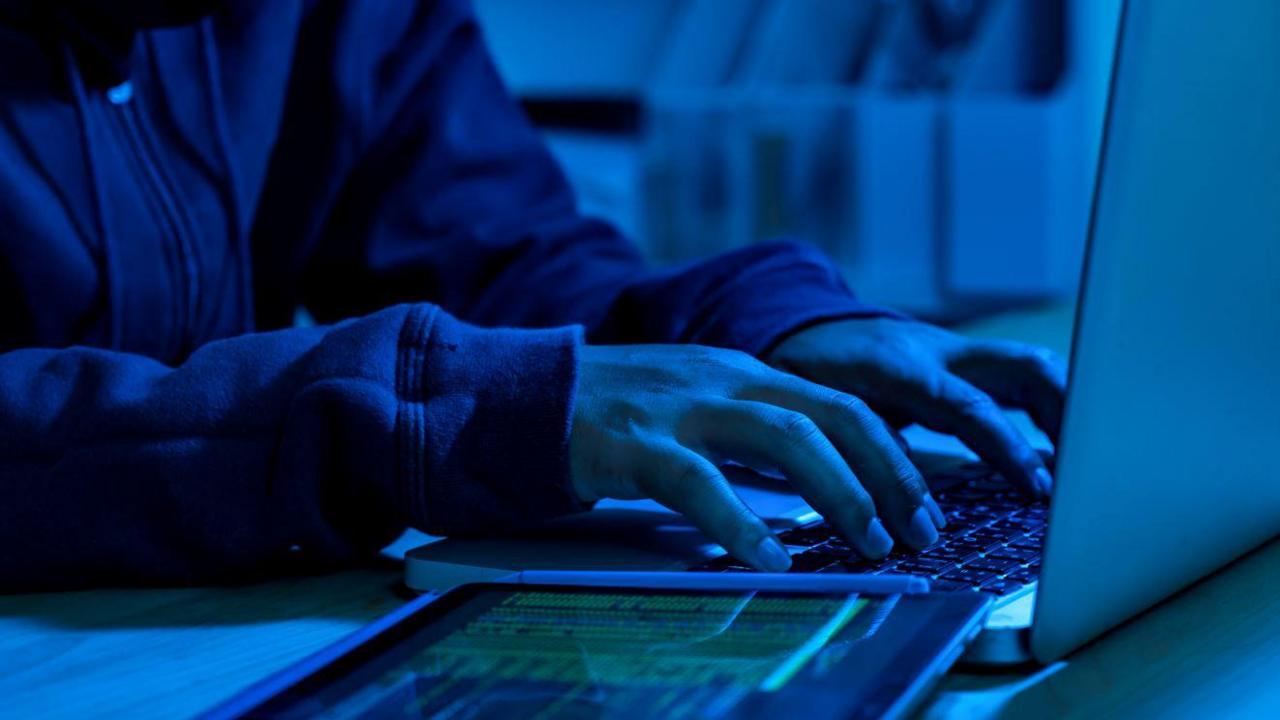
[3, 302, 1276, 719]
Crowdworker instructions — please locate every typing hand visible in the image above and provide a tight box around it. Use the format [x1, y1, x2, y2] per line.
[570, 345, 946, 572]
[767, 317, 1066, 497]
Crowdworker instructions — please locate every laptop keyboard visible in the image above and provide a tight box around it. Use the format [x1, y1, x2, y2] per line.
[687, 464, 1047, 597]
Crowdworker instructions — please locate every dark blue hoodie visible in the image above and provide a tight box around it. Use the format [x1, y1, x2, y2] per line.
[0, 0, 886, 591]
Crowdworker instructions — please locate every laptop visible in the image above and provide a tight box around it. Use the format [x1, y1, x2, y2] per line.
[406, 0, 1280, 665]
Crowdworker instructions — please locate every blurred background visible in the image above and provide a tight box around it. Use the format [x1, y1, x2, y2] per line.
[473, 0, 1124, 323]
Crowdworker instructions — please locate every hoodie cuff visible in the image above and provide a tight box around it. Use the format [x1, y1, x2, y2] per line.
[685, 241, 909, 357]
[395, 304, 589, 535]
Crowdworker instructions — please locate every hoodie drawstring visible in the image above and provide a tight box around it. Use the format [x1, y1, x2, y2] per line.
[62, 41, 123, 349]
[198, 19, 254, 334]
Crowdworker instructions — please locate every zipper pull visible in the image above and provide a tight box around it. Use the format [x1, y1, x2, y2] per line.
[106, 80, 134, 105]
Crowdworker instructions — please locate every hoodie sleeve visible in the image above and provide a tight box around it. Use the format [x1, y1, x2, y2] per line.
[0, 304, 583, 592]
[292, 0, 896, 358]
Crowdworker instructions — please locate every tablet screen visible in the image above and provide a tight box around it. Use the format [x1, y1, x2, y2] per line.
[240, 585, 985, 720]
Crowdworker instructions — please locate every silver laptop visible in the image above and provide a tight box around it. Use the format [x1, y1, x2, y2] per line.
[406, 0, 1280, 665]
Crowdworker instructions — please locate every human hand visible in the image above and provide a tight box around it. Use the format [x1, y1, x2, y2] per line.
[570, 345, 947, 572]
[767, 317, 1066, 497]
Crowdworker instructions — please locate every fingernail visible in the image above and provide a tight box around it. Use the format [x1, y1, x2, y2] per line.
[1036, 467, 1054, 496]
[904, 506, 939, 549]
[864, 518, 894, 558]
[923, 494, 947, 529]
[755, 536, 792, 573]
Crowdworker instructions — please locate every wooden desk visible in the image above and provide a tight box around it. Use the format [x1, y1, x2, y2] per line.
[0, 565, 410, 718]
[2, 302, 1274, 718]
[925, 537, 1280, 718]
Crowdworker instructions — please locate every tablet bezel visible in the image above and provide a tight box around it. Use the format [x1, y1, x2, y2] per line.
[203, 583, 990, 720]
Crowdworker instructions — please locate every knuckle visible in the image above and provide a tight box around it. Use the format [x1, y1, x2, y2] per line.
[670, 456, 719, 489]
[999, 342, 1060, 376]
[770, 410, 823, 448]
[822, 389, 894, 439]
[691, 346, 766, 376]
[731, 350, 771, 375]
[1018, 346, 1055, 369]
[823, 390, 869, 417]
[951, 390, 998, 417]
[681, 345, 726, 369]
[1031, 350, 1064, 377]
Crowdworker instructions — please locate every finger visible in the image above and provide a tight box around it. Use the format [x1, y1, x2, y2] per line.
[689, 401, 897, 558]
[951, 342, 1067, 441]
[887, 424, 912, 457]
[635, 442, 791, 572]
[919, 374, 1054, 497]
[742, 378, 944, 550]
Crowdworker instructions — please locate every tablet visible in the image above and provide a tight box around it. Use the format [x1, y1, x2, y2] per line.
[206, 583, 989, 720]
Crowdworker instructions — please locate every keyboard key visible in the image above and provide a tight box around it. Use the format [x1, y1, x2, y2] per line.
[969, 527, 1016, 542]
[928, 579, 978, 592]
[1008, 536, 1043, 551]
[923, 545, 981, 563]
[939, 520, 982, 535]
[959, 506, 1003, 521]
[931, 466, 991, 485]
[868, 558, 902, 572]
[966, 557, 1021, 574]
[836, 557, 893, 573]
[806, 542, 853, 559]
[838, 557, 873, 572]
[898, 558, 956, 574]
[777, 524, 832, 546]
[978, 579, 1026, 596]
[975, 501, 1026, 514]
[989, 518, 1042, 534]
[818, 537, 853, 553]
[1005, 569, 1039, 584]
[886, 561, 951, 577]
[987, 547, 1039, 563]
[943, 490, 990, 504]
[949, 537, 1005, 554]
[940, 567, 999, 587]
[692, 555, 749, 572]
[787, 552, 834, 573]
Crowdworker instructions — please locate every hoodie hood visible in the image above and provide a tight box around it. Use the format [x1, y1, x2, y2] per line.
[68, 0, 229, 29]
[0, 0, 226, 87]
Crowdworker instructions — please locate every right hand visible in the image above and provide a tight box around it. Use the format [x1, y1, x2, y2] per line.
[570, 344, 946, 572]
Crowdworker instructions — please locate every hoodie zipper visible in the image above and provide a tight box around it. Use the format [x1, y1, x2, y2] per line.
[103, 81, 202, 358]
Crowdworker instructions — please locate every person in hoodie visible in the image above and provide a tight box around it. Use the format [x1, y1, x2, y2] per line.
[0, 0, 1065, 591]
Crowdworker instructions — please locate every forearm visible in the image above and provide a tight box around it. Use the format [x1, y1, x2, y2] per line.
[588, 240, 901, 356]
[0, 304, 584, 591]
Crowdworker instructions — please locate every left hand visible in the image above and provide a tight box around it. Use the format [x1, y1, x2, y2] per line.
[767, 317, 1066, 496]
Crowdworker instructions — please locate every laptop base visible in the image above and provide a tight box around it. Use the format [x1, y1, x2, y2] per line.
[960, 589, 1036, 666]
